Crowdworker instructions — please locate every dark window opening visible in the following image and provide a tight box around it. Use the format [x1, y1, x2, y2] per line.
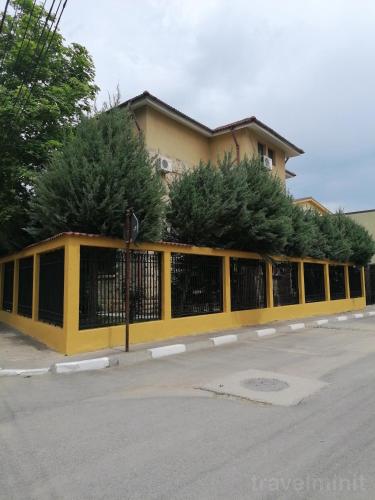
[2, 261, 14, 312]
[349, 266, 362, 298]
[329, 265, 346, 300]
[273, 262, 299, 307]
[304, 263, 325, 303]
[230, 258, 266, 311]
[18, 257, 34, 317]
[171, 253, 222, 318]
[39, 249, 65, 327]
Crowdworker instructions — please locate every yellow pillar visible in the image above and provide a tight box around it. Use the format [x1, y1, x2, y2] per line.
[361, 266, 366, 299]
[324, 263, 331, 301]
[161, 251, 172, 320]
[32, 253, 40, 320]
[63, 238, 80, 353]
[13, 259, 19, 314]
[266, 262, 274, 308]
[344, 265, 350, 299]
[298, 261, 305, 304]
[223, 255, 231, 313]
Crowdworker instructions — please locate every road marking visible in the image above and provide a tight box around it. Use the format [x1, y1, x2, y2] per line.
[210, 334, 238, 346]
[367, 311, 375, 317]
[148, 344, 186, 359]
[337, 316, 348, 321]
[353, 313, 364, 319]
[315, 319, 329, 325]
[289, 323, 305, 331]
[256, 328, 277, 337]
[0, 368, 49, 377]
[52, 357, 110, 374]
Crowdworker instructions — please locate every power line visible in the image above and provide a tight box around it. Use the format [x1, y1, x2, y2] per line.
[0, 0, 10, 36]
[0, 0, 21, 71]
[10, 0, 47, 109]
[16, 0, 67, 118]
[12, 0, 59, 115]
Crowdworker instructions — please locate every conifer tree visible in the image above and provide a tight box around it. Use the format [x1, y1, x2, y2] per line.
[27, 105, 165, 241]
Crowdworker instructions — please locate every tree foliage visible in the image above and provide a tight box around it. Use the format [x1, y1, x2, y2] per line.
[167, 156, 375, 265]
[0, 0, 98, 252]
[168, 155, 293, 254]
[27, 105, 165, 242]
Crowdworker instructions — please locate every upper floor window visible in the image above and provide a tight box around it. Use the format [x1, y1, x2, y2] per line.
[268, 148, 274, 165]
[258, 143, 265, 158]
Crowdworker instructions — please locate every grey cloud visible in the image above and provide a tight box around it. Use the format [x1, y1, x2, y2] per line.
[60, 0, 375, 211]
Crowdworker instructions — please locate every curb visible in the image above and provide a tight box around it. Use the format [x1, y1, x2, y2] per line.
[2, 308, 375, 376]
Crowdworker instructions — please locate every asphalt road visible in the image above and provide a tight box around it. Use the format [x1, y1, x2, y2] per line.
[2, 317, 375, 499]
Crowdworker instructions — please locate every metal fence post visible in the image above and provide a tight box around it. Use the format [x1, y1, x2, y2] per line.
[266, 262, 274, 308]
[344, 265, 350, 299]
[298, 261, 305, 304]
[162, 251, 172, 320]
[223, 255, 231, 313]
[324, 263, 331, 301]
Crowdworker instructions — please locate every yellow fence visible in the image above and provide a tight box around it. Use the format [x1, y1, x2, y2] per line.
[0, 233, 366, 355]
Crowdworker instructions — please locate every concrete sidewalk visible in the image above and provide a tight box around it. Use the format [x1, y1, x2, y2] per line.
[1, 305, 375, 373]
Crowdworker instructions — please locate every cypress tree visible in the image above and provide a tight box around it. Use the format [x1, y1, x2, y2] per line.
[27, 106, 165, 242]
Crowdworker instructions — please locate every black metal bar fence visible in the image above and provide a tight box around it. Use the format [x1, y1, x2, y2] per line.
[365, 264, 375, 305]
[230, 258, 266, 311]
[39, 249, 65, 327]
[79, 246, 161, 330]
[348, 265, 362, 298]
[304, 263, 325, 303]
[18, 256, 33, 317]
[2, 261, 14, 312]
[171, 253, 223, 318]
[273, 261, 299, 307]
[329, 265, 346, 300]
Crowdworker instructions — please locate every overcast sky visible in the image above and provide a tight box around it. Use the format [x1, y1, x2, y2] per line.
[61, 0, 375, 212]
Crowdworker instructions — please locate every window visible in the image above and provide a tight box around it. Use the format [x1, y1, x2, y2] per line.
[258, 142, 265, 158]
[268, 148, 274, 165]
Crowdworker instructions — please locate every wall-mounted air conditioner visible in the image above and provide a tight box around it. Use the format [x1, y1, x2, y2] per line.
[263, 156, 273, 170]
[157, 156, 173, 173]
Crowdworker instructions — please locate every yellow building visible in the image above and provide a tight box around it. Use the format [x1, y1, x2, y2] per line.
[294, 197, 331, 215]
[122, 91, 304, 184]
[346, 209, 375, 264]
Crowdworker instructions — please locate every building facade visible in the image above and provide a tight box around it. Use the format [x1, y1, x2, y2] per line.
[122, 91, 304, 185]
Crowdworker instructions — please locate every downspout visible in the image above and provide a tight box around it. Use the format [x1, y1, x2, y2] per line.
[128, 104, 142, 135]
[230, 127, 240, 164]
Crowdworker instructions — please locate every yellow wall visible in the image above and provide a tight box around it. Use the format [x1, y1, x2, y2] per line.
[0, 233, 366, 355]
[134, 106, 287, 182]
[347, 211, 375, 264]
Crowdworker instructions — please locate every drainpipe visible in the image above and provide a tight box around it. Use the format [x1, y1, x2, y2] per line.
[128, 105, 142, 135]
[231, 127, 240, 164]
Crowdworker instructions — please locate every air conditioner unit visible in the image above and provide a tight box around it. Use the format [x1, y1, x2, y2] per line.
[263, 156, 273, 170]
[157, 156, 173, 173]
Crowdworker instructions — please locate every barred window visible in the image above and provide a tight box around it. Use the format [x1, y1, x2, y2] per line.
[39, 249, 65, 327]
[2, 261, 14, 312]
[273, 262, 299, 307]
[79, 246, 161, 329]
[18, 256, 34, 317]
[230, 258, 266, 311]
[329, 265, 346, 300]
[304, 263, 325, 303]
[171, 253, 223, 318]
[349, 266, 362, 298]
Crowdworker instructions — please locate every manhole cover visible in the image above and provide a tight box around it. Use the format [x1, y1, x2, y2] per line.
[242, 377, 289, 392]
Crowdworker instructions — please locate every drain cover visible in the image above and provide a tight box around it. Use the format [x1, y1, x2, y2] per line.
[242, 377, 289, 392]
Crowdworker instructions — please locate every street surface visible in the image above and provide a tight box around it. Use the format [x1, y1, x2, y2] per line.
[1, 316, 375, 499]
